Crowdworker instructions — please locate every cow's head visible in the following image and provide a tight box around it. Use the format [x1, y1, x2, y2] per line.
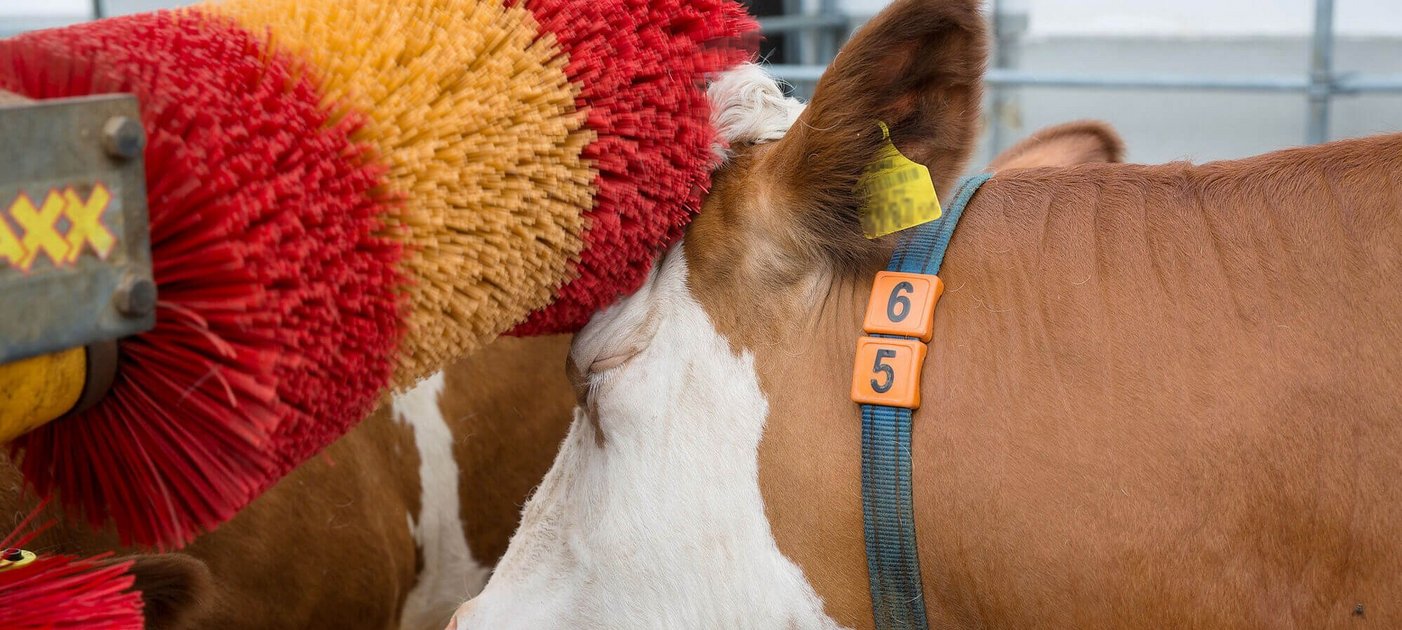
[450, 2, 1132, 627]
[450, 1, 985, 627]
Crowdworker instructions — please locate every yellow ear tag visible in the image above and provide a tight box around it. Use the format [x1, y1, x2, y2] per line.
[858, 122, 941, 238]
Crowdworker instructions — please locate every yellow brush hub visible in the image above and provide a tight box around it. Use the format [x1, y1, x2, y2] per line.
[0, 348, 84, 443]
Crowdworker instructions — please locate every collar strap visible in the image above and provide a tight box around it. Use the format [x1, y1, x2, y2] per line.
[852, 173, 991, 630]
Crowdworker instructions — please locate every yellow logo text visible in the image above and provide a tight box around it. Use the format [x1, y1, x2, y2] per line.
[0, 184, 116, 273]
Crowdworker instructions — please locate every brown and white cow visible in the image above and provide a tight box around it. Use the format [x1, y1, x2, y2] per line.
[452, 0, 1402, 627]
[0, 114, 1123, 629]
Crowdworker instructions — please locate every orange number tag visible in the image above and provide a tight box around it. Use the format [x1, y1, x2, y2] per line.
[850, 337, 927, 409]
[862, 271, 943, 342]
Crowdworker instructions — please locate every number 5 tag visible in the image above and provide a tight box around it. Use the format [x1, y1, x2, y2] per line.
[850, 337, 927, 409]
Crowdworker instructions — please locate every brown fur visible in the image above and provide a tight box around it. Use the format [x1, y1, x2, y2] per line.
[182, 404, 423, 629]
[0, 335, 577, 629]
[985, 120, 1126, 171]
[126, 555, 213, 630]
[445, 335, 577, 566]
[683, 0, 1402, 626]
[729, 119, 1132, 626]
[740, 135, 1402, 628]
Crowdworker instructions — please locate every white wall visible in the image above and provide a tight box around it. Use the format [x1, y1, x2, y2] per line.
[2, 0, 92, 17]
[1018, 0, 1402, 38]
[2, 0, 188, 18]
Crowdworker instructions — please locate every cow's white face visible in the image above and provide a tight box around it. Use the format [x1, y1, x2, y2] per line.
[449, 245, 842, 630]
[450, 0, 990, 619]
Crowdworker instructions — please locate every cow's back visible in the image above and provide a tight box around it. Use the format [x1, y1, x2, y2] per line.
[922, 133, 1401, 627]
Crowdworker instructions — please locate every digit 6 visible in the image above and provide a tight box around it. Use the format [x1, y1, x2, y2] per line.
[887, 281, 913, 323]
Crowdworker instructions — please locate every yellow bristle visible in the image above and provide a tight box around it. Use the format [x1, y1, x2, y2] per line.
[208, 0, 594, 388]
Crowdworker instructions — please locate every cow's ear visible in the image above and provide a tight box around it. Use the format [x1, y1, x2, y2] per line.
[986, 120, 1126, 171]
[762, 0, 985, 268]
[126, 554, 213, 630]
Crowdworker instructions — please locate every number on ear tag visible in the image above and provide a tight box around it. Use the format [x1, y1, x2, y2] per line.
[850, 337, 927, 409]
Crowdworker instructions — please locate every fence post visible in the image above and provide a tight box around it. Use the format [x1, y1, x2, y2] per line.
[1306, 0, 1335, 144]
[989, 0, 1028, 161]
[816, 0, 842, 65]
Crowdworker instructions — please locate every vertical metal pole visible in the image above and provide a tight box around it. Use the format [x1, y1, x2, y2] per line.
[989, 0, 1028, 161]
[92, 0, 106, 19]
[816, 0, 840, 64]
[781, 0, 805, 67]
[989, 0, 1007, 159]
[1306, 0, 1335, 144]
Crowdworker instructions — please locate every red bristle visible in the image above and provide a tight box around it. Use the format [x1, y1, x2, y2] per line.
[0, 502, 144, 629]
[0, 11, 402, 548]
[0, 555, 143, 629]
[508, 0, 757, 335]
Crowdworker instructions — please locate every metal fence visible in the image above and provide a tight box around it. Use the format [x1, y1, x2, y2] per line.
[8, 0, 1401, 151]
[763, 0, 1402, 151]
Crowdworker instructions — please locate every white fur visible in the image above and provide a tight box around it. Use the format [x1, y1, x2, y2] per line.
[393, 373, 492, 630]
[709, 63, 806, 164]
[449, 247, 843, 630]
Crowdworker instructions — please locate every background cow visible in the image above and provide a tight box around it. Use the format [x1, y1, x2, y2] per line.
[3, 335, 577, 630]
[455, 0, 1402, 627]
[984, 119, 1124, 172]
[0, 118, 1124, 629]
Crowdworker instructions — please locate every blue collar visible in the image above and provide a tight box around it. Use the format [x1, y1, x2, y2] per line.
[860, 173, 990, 630]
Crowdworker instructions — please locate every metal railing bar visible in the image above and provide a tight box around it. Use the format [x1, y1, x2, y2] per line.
[1306, 0, 1335, 143]
[1336, 74, 1402, 93]
[984, 70, 1312, 92]
[765, 65, 1322, 92]
[757, 14, 848, 33]
[766, 65, 1402, 98]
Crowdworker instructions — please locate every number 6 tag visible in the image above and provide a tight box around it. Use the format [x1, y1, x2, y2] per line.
[862, 271, 943, 341]
[850, 337, 927, 409]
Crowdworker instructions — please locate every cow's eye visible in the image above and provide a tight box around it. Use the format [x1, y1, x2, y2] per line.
[587, 348, 641, 374]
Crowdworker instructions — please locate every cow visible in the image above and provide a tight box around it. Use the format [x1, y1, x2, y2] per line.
[451, 0, 1402, 627]
[0, 122, 1124, 629]
[985, 119, 1125, 172]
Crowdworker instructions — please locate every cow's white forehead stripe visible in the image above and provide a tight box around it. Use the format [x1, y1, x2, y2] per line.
[709, 63, 805, 163]
[392, 372, 491, 630]
[454, 246, 843, 629]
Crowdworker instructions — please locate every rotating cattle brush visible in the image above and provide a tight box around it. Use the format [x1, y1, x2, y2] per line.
[212, 0, 757, 368]
[0, 0, 754, 548]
